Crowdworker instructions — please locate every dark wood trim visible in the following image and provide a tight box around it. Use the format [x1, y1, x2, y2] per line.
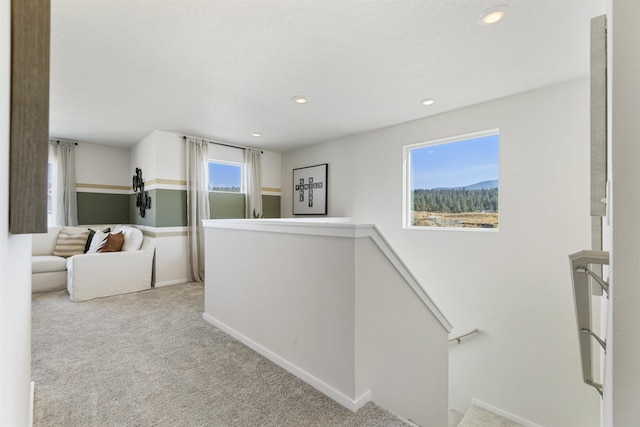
[9, 0, 50, 233]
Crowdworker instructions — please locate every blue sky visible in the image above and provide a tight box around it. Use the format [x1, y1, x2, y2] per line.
[410, 134, 499, 190]
[209, 162, 241, 188]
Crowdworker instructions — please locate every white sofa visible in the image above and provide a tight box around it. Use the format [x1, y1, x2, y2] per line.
[32, 225, 156, 301]
[32, 226, 69, 293]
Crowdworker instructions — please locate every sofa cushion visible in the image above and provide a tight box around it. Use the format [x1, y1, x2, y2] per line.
[120, 227, 144, 251]
[32, 255, 67, 273]
[32, 226, 63, 256]
[52, 230, 90, 257]
[85, 227, 111, 253]
[98, 231, 124, 253]
[87, 230, 108, 253]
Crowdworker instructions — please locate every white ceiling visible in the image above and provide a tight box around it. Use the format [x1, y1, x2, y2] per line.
[49, 0, 606, 152]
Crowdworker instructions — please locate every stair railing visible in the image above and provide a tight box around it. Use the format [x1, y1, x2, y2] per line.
[449, 329, 479, 345]
[569, 250, 609, 397]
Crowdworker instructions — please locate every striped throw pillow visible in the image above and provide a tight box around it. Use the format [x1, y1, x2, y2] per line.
[52, 230, 90, 258]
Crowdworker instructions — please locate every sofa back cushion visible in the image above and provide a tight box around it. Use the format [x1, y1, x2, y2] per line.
[52, 229, 90, 257]
[120, 227, 144, 251]
[32, 226, 63, 256]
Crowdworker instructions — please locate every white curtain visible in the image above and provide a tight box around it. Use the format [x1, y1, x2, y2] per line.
[50, 140, 78, 226]
[245, 149, 262, 218]
[185, 137, 210, 282]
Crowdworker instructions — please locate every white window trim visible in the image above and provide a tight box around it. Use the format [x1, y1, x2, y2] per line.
[402, 128, 499, 231]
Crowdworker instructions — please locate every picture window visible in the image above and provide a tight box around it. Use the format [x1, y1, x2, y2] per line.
[403, 130, 499, 230]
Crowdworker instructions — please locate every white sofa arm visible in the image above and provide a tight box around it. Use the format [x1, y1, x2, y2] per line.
[67, 236, 156, 301]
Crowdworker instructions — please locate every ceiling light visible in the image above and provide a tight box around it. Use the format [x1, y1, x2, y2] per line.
[421, 98, 435, 106]
[251, 132, 261, 137]
[292, 96, 308, 104]
[479, 5, 509, 25]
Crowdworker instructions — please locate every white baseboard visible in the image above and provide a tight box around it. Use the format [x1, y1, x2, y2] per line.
[202, 312, 371, 412]
[472, 398, 544, 427]
[154, 278, 192, 287]
[29, 381, 34, 427]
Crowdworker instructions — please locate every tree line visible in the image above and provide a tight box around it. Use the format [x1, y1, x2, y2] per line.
[209, 186, 241, 192]
[413, 188, 498, 213]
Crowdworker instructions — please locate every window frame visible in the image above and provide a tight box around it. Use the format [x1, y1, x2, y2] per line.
[402, 129, 500, 231]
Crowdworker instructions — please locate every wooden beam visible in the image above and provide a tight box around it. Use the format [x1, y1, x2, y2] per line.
[9, 0, 50, 233]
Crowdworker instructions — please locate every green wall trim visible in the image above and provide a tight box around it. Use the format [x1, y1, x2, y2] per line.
[210, 192, 245, 219]
[130, 190, 157, 227]
[262, 194, 281, 218]
[77, 192, 130, 225]
[79, 189, 283, 227]
[130, 189, 187, 227]
[156, 189, 187, 227]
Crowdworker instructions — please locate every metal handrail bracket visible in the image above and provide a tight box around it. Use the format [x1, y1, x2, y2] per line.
[569, 250, 609, 397]
[449, 329, 479, 345]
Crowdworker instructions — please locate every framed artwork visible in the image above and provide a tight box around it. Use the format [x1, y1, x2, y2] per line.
[293, 164, 327, 215]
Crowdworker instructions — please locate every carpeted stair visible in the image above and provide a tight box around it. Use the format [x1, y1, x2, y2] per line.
[450, 405, 525, 427]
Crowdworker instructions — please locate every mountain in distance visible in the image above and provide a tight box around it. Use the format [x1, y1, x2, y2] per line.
[462, 179, 498, 190]
[429, 179, 498, 191]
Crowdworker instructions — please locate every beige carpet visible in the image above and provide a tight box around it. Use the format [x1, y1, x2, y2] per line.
[32, 282, 409, 427]
[457, 405, 524, 427]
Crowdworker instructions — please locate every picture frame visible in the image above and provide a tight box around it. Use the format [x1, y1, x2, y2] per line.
[293, 163, 328, 215]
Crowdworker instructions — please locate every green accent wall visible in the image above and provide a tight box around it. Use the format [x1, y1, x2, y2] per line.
[156, 189, 187, 227]
[130, 190, 157, 227]
[262, 195, 281, 218]
[79, 189, 280, 227]
[130, 189, 187, 227]
[210, 192, 245, 219]
[77, 192, 130, 225]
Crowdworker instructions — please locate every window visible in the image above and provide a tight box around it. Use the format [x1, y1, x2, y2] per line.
[208, 161, 243, 193]
[403, 130, 499, 230]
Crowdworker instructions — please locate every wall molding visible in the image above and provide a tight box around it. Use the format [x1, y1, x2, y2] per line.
[471, 398, 544, 427]
[203, 312, 372, 412]
[76, 183, 131, 194]
[28, 381, 34, 427]
[155, 278, 192, 287]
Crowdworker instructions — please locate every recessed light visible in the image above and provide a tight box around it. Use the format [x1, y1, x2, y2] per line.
[422, 98, 435, 106]
[479, 5, 509, 25]
[251, 132, 262, 137]
[292, 96, 308, 104]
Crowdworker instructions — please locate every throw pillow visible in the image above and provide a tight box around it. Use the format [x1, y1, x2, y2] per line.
[120, 227, 144, 251]
[52, 230, 90, 258]
[84, 227, 111, 253]
[87, 230, 109, 253]
[98, 231, 124, 253]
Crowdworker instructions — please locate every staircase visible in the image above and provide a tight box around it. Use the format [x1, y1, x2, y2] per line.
[449, 405, 524, 427]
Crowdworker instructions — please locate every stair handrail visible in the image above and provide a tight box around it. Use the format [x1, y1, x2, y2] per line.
[569, 250, 609, 398]
[449, 328, 479, 344]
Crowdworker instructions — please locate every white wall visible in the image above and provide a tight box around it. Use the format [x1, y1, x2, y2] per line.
[605, 1, 640, 425]
[282, 78, 599, 427]
[0, 0, 32, 424]
[281, 140, 355, 218]
[203, 221, 449, 426]
[75, 141, 131, 193]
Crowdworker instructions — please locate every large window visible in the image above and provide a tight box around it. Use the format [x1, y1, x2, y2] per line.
[208, 161, 243, 193]
[403, 130, 499, 230]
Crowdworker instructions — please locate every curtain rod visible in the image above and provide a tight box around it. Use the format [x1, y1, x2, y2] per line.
[182, 135, 263, 153]
[51, 139, 78, 146]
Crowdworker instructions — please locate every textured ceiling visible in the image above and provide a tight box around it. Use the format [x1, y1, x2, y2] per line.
[49, 0, 606, 152]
